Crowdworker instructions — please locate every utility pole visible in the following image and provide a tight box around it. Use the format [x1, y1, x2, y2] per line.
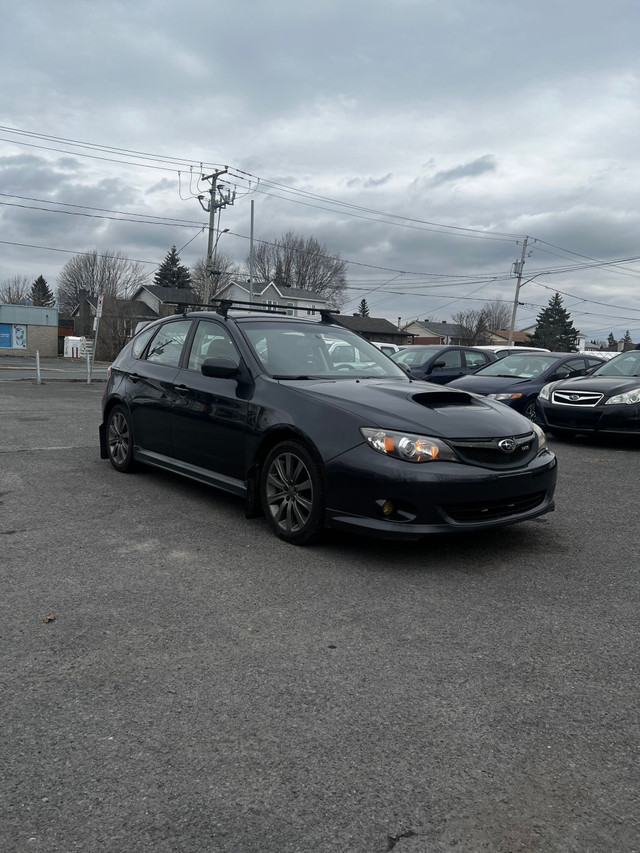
[508, 236, 529, 346]
[198, 167, 235, 304]
[248, 200, 255, 303]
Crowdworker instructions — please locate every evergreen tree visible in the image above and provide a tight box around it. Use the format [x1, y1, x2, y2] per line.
[30, 275, 55, 307]
[357, 298, 370, 317]
[622, 330, 633, 349]
[607, 332, 617, 349]
[530, 292, 579, 352]
[154, 246, 192, 289]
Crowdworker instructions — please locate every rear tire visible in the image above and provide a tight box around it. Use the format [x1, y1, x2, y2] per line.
[260, 441, 324, 545]
[106, 405, 136, 472]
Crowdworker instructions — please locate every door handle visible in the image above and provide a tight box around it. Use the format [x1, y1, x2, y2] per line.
[174, 384, 190, 393]
[130, 373, 141, 383]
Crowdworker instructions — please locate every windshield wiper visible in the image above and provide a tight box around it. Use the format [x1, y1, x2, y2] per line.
[272, 374, 317, 380]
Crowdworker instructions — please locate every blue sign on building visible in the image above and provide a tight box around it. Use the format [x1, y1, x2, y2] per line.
[0, 324, 12, 348]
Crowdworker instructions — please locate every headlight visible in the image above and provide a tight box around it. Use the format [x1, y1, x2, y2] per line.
[487, 392, 523, 402]
[360, 428, 458, 463]
[538, 383, 553, 401]
[605, 387, 640, 405]
[531, 422, 549, 454]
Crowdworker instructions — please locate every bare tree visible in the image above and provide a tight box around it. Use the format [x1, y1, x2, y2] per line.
[0, 275, 31, 304]
[56, 250, 147, 315]
[96, 296, 137, 361]
[452, 308, 491, 346]
[246, 230, 348, 308]
[482, 299, 511, 332]
[190, 251, 239, 303]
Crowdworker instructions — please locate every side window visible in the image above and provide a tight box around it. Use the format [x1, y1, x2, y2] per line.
[131, 325, 157, 359]
[552, 361, 579, 380]
[434, 350, 462, 369]
[187, 321, 239, 372]
[145, 320, 192, 367]
[465, 351, 489, 368]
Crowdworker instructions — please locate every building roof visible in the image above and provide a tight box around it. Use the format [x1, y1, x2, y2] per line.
[225, 280, 329, 303]
[331, 315, 404, 337]
[135, 285, 198, 303]
[489, 329, 533, 344]
[405, 320, 465, 338]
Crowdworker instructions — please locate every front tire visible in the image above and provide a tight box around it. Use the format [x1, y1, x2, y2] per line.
[106, 405, 136, 472]
[524, 400, 537, 420]
[260, 441, 324, 545]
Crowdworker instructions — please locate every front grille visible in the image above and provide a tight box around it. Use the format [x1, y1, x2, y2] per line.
[442, 491, 546, 523]
[450, 432, 536, 468]
[551, 390, 603, 407]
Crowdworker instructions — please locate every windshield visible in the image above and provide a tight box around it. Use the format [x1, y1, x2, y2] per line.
[239, 321, 408, 379]
[472, 354, 559, 379]
[392, 347, 442, 366]
[592, 351, 640, 377]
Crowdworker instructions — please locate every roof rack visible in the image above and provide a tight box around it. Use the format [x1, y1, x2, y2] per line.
[162, 298, 340, 322]
[162, 299, 287, 317]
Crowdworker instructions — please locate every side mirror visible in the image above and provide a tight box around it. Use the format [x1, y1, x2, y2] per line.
[432, 361, 446, 370]
[201, 357, 239, 378]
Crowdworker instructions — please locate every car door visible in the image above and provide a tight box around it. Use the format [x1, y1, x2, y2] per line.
[170, 320, 249, 483]
[424, 348, 466, 384]
[127, 319, 193, 457]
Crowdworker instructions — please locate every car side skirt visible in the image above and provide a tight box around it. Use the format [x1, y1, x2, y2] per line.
[133, 447, 247, 498]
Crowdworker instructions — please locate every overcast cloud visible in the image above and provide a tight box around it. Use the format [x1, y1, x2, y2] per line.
[2, 0, 640, 339]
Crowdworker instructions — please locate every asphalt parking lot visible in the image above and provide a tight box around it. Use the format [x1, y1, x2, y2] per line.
[1, 379, 639, 853]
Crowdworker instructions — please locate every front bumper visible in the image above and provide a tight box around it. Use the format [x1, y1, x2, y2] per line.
[537, 400, 640, 435]
[323, 444, 557, 540]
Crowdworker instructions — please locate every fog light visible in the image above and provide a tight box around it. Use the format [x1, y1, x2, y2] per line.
[382, 500, 394, 516]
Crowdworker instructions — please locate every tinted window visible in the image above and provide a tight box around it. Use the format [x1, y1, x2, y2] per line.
[131, 325, 157, 359]
[187, 321, 239, 371]
[145, 320, 192, 367]
[465, 351, 490, 368]
[433, 350, 462, 369]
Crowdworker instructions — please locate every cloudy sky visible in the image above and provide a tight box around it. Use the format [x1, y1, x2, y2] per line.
[2, 0, 640, 340]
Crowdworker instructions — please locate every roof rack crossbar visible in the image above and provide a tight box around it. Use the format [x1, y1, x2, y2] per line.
[162, 299, 289, 318]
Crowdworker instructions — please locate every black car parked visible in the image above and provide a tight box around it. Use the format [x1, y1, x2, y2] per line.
[391, 345, 496, 383]
[100, 303, 557, 544]
[536, 349, 640, 437]
[449, 352, 606, 420]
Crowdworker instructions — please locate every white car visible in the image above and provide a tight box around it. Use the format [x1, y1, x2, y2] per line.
[473, 345, 550, 359]
[369, 341, 403, 356]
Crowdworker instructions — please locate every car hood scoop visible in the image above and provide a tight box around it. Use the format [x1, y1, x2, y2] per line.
[410, 390, 477, 408]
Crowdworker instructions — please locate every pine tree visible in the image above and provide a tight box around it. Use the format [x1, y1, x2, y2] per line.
[30, 275, 55, 306]
[622, 330, 633, 349]
[357, 298, 370, 317]
[607, 332, 617, 349]
[154, 246, 192, 289]
[530, 292, 579, 352]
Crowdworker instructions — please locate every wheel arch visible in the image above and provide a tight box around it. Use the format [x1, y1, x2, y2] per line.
[100, 396, 131, 459]
[245, 426, 323, 519]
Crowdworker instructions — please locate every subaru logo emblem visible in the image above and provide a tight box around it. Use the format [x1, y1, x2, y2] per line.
[569, 394, 580, 401]
[498, 438, 517, 453]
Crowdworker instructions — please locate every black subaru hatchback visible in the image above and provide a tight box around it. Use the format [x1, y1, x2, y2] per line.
[100, 302, 557, 544]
